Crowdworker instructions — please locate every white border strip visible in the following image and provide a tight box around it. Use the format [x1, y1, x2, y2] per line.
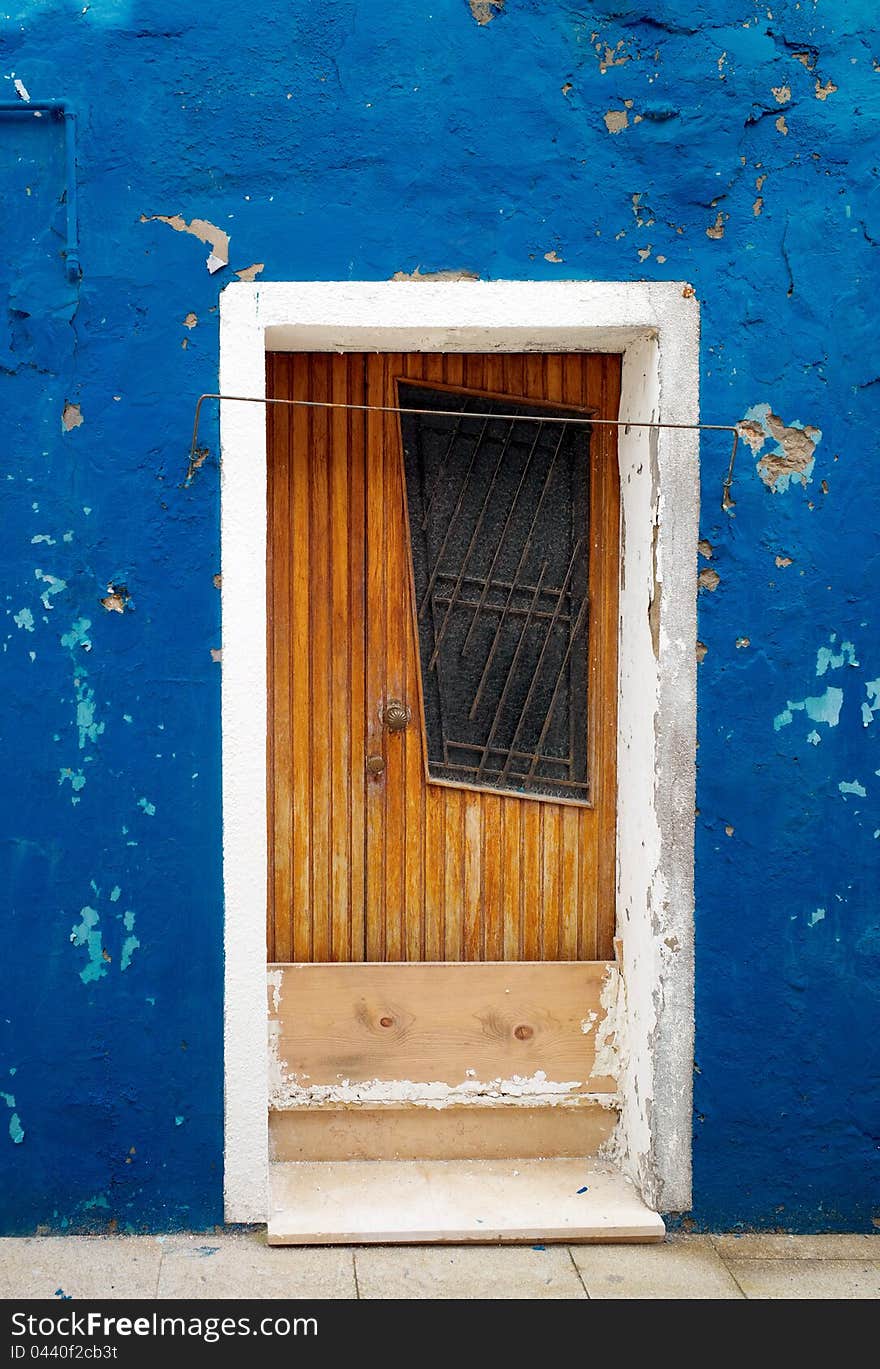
[219, 281, 699, 1221]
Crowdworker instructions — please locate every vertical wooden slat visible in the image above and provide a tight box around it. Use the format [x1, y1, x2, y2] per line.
[329, 354, 351, 961]
[289, 357, 312, 961]
[365, 354, 388, 961]
[348, 358, 367, 962]
[308, 358, 332, 962]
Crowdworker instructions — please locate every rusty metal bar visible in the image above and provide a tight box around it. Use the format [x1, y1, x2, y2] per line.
[427, 418, 520, 670]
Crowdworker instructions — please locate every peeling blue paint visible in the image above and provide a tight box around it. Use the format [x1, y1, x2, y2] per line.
[69, 907, 107, 984]
[13, 608, 34, 632]
[862, 679, 880, 728]
[839, 779, 867, 798]
[773, 686, 844, 733]
[816, 636, 858, 676]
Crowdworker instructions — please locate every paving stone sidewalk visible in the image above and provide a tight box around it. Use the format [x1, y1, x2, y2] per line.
[1, 1233, 878, 1300]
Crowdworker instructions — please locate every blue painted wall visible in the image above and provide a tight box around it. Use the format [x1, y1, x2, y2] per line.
[1, 0, 877, 1233]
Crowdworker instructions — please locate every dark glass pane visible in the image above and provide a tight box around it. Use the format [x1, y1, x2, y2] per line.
[399, 383, 590, 803]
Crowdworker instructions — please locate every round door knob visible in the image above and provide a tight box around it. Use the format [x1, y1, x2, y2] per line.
[383, 699, 411, 732]
[366, 753, 386, 775]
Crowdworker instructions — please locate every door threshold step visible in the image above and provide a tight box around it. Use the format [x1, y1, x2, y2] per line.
[268, 1158, 664, 1245]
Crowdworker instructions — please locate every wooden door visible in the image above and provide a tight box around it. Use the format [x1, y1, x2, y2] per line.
[267, 352, 621, 964]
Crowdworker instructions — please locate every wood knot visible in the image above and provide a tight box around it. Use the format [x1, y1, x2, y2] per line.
[513, 1024, 534, 1041]
[379, 1016, 394, 1028]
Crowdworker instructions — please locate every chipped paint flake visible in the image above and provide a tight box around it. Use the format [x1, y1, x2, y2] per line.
[590, 967, 625, 1082]
[61, 403, 83, 432]
[839, 779, 867, 798]
[70, 906, 107, 984]
[140, 213, 230, 272]
[774, 686, 844, 732]
[468, 0, 504, 24]
[740, 404, 822, 492]
[816, 636, 858, 676]
[13, 608, 34, 631]
[270, 1070, 614, 1110]
[861, 679, 880, 727]
[235, 263, 264, 282]
[35, 570, 66, 610]
[603, 108, 628, 134]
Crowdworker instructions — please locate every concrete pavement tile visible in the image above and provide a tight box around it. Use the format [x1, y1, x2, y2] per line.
[157, 1232, 357, 1299]
[0, 1237, 163, 1300]
[712, 1233, 880, 1261]
[726, 1258, 880, 1299]
[355, 1243, 587, 1299]
[570, 1237, 743, 1299]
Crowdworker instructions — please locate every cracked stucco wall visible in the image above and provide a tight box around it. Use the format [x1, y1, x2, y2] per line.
[0, 1, 877, 1233]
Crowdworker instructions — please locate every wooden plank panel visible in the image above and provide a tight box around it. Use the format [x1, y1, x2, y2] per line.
[269, 1100, 616, 1162]
[268, 961, 618, 1091]
[268, 351, 620, 964]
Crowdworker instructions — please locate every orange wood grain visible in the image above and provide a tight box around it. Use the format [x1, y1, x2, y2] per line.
[266, 352, 620, 963]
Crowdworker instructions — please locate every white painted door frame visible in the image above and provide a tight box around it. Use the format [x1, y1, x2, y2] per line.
[218, 280, 699, 1223]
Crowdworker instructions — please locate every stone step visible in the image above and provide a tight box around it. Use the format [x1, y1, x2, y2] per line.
[267, 1158, 664, 1245]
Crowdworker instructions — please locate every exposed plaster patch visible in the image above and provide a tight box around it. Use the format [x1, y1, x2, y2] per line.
[140, 213, 230, 273]
[235, 264, 264, 282]
[771, 85, 791, 103]
[815, 78, 837, 101]
[775, 114, 789, 135]
[793, 51, 816, 70]
[468, 0, 503, 23]
[603, 108, 628, 134]
[544, 250, 563, 263]
[775, 555, 793, 568]
[706, 211, 728, 240]
[210, 647, 223, 663]
[100, 584, 131, 614]
[596, 40, 630, 74]
[698, 567, 719, 592]
[13, 608, 34, 631]
[390, 267, 480, 282]
[740, 403, 822, 492]
[61, 403, 83, 432]
[13, 77, 30, 103]
[735, 636, 750, 649]
[839, 779, 867, 798]
[696, 641, 707, 662]
[183, 312, 198, 329]
[808, 908, 826, 926]
[697, 539, 713, 559]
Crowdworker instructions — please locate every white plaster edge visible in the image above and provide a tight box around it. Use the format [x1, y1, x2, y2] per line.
[220, 279, 699, 1222]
